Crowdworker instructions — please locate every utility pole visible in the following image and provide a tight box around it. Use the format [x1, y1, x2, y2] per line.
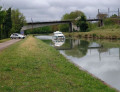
[31, 18, 33, 31]
[98, 9, 100, 14]
[98, 9, 100, 19]
[108, 8, 110, 18]
[118, 8, 119, 17]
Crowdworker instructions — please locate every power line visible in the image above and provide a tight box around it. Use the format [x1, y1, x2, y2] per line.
[98, 8, 120, 17]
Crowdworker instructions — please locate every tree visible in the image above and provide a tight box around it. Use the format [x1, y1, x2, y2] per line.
[51, 25, 59, 31]
[59, 10, 84, 32]
[77, 15, 88, 32]
[59, 24, 69, 32]
[4, 8, 12, 38]
[25, 26, 52, 34]
[61, 10, 84, 21]
[0, 7, 26, 39]
[0, 7, 7, 39]
[0, 7, 5, 24]
[11, 9, 26, 33]
[110, 14, 118, 18]
[97, 13, 108, 19]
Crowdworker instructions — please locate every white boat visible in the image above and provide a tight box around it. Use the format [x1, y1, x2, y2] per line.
[52, 31, 65, 40]
[52, 31, 65, 47]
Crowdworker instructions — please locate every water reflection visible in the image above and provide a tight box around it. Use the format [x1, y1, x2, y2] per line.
[52, 37, 65, 47]
[68, 48, 120, 90]
[65, 40, 89, 58]
[59, 40, 120, 91]
[37, 36, 120, 91]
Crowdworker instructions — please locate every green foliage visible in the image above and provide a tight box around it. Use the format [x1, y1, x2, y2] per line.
[110, 14, 118, 18]
[61, 10, 84, 20]
[11, 9, 26, 33]
[59, 24, 69, 32]
[4, 8, 12, 38]
[77, 15, 88, 32]
[25, 25, 61, 34]
[104, 18, 116, 25]
[97, 13, 108, 19]
[87, 17, 120, 31]
[0, 7, 6, 24]
[0, 7, 6, 39]
[25, 26, 52, 34]
[93, 33, 97, 38]
[87, 22, 98, 31]
[60, 10, 84, 32]
[0, 6, 26, 39]
[78, 40, 89, 55]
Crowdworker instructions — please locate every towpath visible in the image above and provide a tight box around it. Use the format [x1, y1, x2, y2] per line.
[0, 39, 21, 51]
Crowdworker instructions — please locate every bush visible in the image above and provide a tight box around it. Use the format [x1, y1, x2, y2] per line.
[59, 24, 69, 32]
[77, 15, 88, 32]
[93, 33, 97, 38]
[104, 18, 116, 25]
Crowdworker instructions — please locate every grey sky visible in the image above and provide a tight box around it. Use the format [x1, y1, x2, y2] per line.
[0, 0, 119, 22]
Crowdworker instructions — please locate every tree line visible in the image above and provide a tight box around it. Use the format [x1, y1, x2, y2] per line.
[0, 6, 26, 39]
[25, 25, 59, 34]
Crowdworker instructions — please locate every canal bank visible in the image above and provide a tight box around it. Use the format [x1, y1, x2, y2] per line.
[64, 28, 120, 39]
[0, 36, 117, 92]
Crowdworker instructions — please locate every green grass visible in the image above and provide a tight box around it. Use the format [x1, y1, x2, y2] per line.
[0, 36, 117, 92]
[64, 27, 120, 39]
[0, 38, 10, 43]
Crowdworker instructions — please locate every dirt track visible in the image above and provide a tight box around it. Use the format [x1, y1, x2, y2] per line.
[0, 39, 21, 51]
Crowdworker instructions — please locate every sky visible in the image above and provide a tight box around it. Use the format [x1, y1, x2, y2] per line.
[0, 0, 120, 22]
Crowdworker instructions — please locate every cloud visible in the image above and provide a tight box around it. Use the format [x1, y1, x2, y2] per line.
[0, 0, 120, 22]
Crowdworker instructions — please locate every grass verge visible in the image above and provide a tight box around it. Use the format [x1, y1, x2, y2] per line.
[0, 36, 117, 92]
[64, 28, 120, 39]
[0, 38, 10, 43]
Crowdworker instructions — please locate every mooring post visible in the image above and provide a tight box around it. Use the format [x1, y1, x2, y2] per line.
[69, 22, 72, 32]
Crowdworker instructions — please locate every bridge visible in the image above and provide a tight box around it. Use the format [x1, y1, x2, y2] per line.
[21, 20, 72, 33]
[21, 19, 103, 33]
[87, 19, 103, 26]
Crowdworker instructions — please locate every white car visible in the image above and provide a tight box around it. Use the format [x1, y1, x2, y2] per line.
[10, 33, 25, 39]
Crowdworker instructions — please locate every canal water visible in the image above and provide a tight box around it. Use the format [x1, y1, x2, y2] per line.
[36, 36, 120, 91]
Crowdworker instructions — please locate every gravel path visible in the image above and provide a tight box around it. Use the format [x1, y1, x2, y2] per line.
[0, 39, 21, 51]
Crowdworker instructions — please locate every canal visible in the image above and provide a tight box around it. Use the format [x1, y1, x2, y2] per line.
[36, 35, 120, 91]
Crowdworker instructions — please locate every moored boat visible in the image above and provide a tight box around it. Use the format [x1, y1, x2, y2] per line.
[52, 31, 65, 40]
[52, 31, 65, 46]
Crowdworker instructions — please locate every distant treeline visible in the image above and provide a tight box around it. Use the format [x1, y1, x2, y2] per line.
[25, 25, 59, 34]
[0, 6, 26, 39]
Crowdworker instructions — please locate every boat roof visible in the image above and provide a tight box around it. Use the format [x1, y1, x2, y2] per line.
[54, 31, 62, 34]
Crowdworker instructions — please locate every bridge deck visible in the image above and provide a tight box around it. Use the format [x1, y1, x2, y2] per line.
[27, 20, 71, 24]
[27, 19, 102, 24]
